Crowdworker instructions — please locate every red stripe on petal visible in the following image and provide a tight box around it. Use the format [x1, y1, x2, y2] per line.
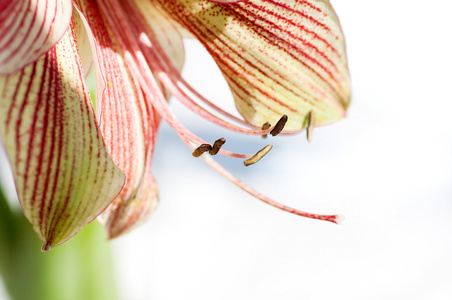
[0, 24, 125, 249]
[0, 0, 73, 75]
[75, 0, 164, 237]
[154, 0, 350, 129]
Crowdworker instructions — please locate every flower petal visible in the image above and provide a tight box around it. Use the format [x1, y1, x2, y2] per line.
[208, 0, 249, 3]
[100, 170, 159, 239]
[72, 11, 94, 78]
[75, 0, 163, 238]
[133, 0, 185, 73]
[0, 23, 125, 250]
[155, 0, 351, 130]
[0, 0, 73, 75]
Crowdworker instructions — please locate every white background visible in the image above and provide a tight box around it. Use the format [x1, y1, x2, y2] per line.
[2, 1, 452, 299]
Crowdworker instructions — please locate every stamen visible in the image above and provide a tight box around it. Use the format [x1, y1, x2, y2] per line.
[270, 115, 288, 136]
[126, 3, 276, 137]
[244, 144, 273, 166]
[137, 22, 256, 129]
[192, 144, 213, 157]
[261, 122, 271, 138]
[104, 0, 268, 164]
[201, 154, 343, 224]
[209, 138, 226, 155]
[307, 110, 315, 142]
[154, 68, 274, 135]
[100, 0, 344, 226]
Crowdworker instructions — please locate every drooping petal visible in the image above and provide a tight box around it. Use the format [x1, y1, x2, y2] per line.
[0, 23, 125, 250]
[154, 0, 351, 130]
[74, 0, 166, 238]
[0, 0, 73, 75]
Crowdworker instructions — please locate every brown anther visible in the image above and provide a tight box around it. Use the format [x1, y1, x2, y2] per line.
[243, 145, 273, 166]
[270, 115, 288, 136]
[307, 110, 315, 142]
[261, 122, 271, 138]
[209, 138, 226, 155]
[192, 144, 213, 157]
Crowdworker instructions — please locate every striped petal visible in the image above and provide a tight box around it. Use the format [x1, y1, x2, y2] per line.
[0, 0, 73, 75]
[133, 0, 185, 73]
[154, 0, 351, 130]
[0, 23, 125, 250]
[132, 0, 186, 100]
[72, 10, 94, 78]
[208, 0, 249, 3]
[75, 0, 165, 238]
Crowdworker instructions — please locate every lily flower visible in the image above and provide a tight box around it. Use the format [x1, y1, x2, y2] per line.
[0, 0, 351, 251]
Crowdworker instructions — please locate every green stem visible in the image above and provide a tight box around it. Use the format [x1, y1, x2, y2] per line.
[0, 186, 119, 300]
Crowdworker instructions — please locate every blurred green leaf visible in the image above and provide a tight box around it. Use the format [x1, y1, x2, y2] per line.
[0, 186, 118, 300]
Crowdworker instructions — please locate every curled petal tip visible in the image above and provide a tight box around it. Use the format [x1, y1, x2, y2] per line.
[41, 243, 52, 252]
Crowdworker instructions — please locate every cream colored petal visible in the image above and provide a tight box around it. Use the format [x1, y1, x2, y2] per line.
[75, 0, 161, 238]
[0, 0, 73, 75]
[154, 0, 351, 130]
[72, 11, 94, 77]
[0, 24, 125, 250]
[101, 171, 159, 239]
[134, 0, 185, 72]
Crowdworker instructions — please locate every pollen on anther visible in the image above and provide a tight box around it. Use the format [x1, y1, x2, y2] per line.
[192, 144, 213, 157]
[270, 115, 288, 136]
[261, 122, 271, 138]
[243, 144, 273, 166]
[209, 138, 226, 155]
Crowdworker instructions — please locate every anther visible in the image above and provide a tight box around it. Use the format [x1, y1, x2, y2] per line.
[270, 115, 288, 136]
[192, 144, 213, 157]
[261, 122, 271, 138]
[209, 138, 226, 155]
[307, 110, 315, 142]
[243, 145, 273, 166]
